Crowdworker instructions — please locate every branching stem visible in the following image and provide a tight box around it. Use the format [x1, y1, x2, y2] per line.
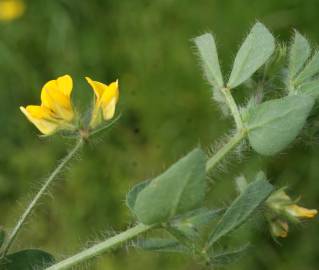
[39, 89, 244, 270]
[45, 129, 247, 270]
[205, 130, 246, 173]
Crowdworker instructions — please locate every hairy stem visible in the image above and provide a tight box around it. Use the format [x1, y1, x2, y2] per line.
[44, 131, 246, 270]
[1, 138, 83, 256]
[221, 87, 243, 130]
[46, 224, 154, 270]
[206, 130, 246, 172]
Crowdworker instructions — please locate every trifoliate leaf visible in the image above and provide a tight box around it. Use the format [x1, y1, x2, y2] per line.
[194, 33, 224, 88]
[208, 177, 273, 247]
[227, 22, 275, 88]
[245, 95, 314, 156]
[134, 148, 206, 225]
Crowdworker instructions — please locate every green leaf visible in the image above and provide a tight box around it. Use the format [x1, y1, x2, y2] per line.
[134, 148, 206, 225]
[170, 208, 223, 241]
[289, 30, 311, 79]
[194, 33, 224, 87]
[209, 244, 250, 266]
[0, 228, 5, 248]
[1, 249, 55, 270]
[227, 22, 275, 88]
[126, 179, 150, 213]
[245, 95, 314, 156]
[176, 208, 222, 227]
[208, 177, 273, 247]
[295, 51, 319, 84]
[136, 238, 187, 253]
[296, 80, 319, 99]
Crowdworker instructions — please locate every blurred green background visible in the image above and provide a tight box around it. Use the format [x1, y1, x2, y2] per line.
[1, 0, 319, 269]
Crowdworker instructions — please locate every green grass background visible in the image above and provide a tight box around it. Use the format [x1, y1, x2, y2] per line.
[1, 0, 319, 269]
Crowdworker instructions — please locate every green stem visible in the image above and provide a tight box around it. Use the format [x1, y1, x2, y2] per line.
[205, 130, 246, 173]
[1, 138, 83, 256]
[42, 107, 245, 270]
[45, 224, 153, 270]
[221, 87, 243, 130]
[45, 131, 246, 270]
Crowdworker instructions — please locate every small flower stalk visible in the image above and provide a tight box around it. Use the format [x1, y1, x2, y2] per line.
[266, 188, 317, 238]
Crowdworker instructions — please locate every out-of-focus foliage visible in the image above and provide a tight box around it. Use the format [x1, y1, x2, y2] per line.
[0, 0, 319, 269]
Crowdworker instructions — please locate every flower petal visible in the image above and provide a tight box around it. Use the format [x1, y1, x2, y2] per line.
[102, 97, 117, 120]
[100, 80, 119, 106]
[56, 75, 73, 96]
[85, 77, 106, 100]
[20, 106, 59, 135]
[286, 205, 318, 219]
[41, 75, 74, 121]
[86, 78, 119, 126]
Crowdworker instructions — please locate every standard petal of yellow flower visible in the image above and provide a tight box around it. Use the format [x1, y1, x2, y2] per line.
[41, 75, 74, 121]
[0, 0, 25, 21]
[20, 106, 59, 135]
[270, 220, 289, 238]
[286, 205, 318, 219]
[85, 77, 105, 99]
[56, 74, 73, 96]
[20, 75, 75, 135]
[86, 77, 119, 128]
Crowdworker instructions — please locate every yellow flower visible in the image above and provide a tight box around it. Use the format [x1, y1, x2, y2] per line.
[20, 75, 75, 135]
[286, 205, 318, 219]
[267, 189, 317, 220]
[266, 188, 317, 238]
[85, 77, 119, 128]
[0, 0, 25, 22]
